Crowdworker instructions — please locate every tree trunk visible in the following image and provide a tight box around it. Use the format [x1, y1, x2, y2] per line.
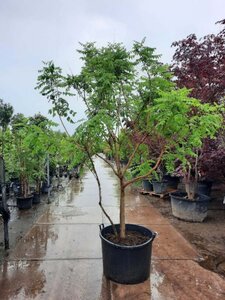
[185, 181, 196, 200]
[120, 181, 126, 239]
[22, 177, 29, 198]
[0, 157, 10, 249]
[36, 179, 41, 194]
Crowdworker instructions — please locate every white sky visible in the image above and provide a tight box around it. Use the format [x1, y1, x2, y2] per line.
[0, 0, 224, 133]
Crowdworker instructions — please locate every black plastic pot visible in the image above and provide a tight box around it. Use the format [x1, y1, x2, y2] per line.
[32, 192, 41, 204]
[163, 175, 179, 189]
[152, 180, 168, 194]
[99, 224, 156, 284]
[142, 179, 153, 192]
[12, 182, 21, 195]
[6, 182, 11, 196]
[17, 195, 33, 209]
[41, 183, 52, 194]
[197, 181, 212, 196]
[170, 191, 210, 222]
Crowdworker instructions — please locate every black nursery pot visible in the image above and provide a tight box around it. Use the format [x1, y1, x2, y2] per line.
[41, 183, 52, 194]
[12, 182, 21, 195]
[142, 179, 153, 192]
[163, 175, 180, 189]
[170, 191, 210, 222]
[99, 224, 156, 284]
[17, 195, 33, 209]
[32, 192, 41, 204]
[152, 180, 168, 194]
[197, 181, 212, 196]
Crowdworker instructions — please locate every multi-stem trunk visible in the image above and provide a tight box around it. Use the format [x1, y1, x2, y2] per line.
[36, 179, 41, 194]
[184, 169, 197, 200]
[21, 175, 29, 198]
[185, 181, 196, 200]
[119, 179, 126, 239]
[185, 156, 199, 200]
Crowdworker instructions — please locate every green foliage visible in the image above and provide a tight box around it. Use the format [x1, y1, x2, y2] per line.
[133, 39, 174, 102]
[0, 99, 14, 131]
[149, 89, 223, 176]
[3, 114, 63, 195]
[36, 61, 76, 123]
[36, 40, 223, 182]
[36, 40, 223, 236]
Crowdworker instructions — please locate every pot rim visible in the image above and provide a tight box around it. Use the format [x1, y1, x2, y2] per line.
[170, 191, 210, 202]
[152, 180, 168, 184]
[16, 194, 33, 199]
[99, 223, 156, 249]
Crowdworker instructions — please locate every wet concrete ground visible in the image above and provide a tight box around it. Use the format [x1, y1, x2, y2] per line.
[0, 159, 225, 299]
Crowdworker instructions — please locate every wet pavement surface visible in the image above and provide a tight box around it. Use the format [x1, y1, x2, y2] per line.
[0, 159, 225, 299]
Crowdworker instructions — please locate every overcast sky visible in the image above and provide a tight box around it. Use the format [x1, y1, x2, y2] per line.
[0, 0, 224, 132]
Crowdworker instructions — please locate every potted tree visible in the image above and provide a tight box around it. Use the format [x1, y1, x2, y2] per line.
[198, 136, 225, 195]
[11, 114, 57, 208]
[171, 20, 225, 201]
[151, 165, 168, 194]
[27, 115, 58, 202]
[37, 41, 223, 283]
[0, 98, 14, 249]
[166, 110, 223, 221]
[10, 115, 35, 209]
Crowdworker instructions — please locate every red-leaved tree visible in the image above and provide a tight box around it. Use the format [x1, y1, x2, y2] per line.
[171, 19, 225, 104]
[171, 20, 225, 183]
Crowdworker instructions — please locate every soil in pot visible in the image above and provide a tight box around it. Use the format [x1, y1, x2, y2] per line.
[170, 191, 210, 222]
[105, 230, 149, 246]
[100, 224, 156, 284]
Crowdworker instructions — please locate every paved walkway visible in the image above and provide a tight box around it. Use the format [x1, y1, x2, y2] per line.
[0, 160, 225, 299]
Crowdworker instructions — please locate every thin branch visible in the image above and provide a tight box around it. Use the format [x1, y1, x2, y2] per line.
[104, 124, 121, 176]
[114, 140, 121, 176]
[85, 147, 118, 236]
[96, 154, 119, 177]
[194, 150, 199, 183]
[78, 89, 91, 113]
[58, 115, 70, 136]
[123, 147, 165, 188]
[122, 133, 148, 176]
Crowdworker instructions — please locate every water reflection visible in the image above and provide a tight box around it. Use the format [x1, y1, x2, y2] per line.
[59, 158, 120, 208]
[0, 158, 140, 299]
[0, 209, 59, 298]
[0, 260, 46, 299]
